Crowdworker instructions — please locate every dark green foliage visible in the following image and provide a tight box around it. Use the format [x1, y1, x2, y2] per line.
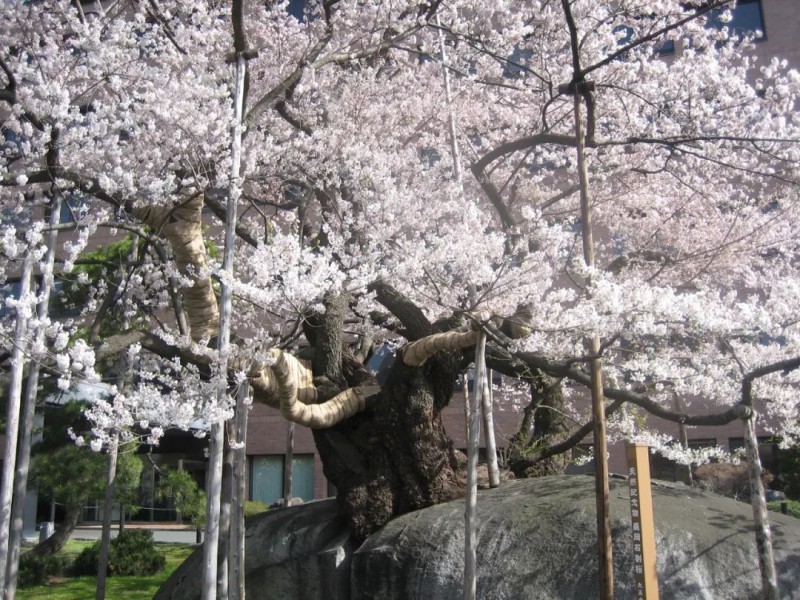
[71, 543, 101, 577]
[156, 467, 206, 527]
[32, 439, 143, 513]
[71, 530, 166, 577]
[778, 445, 800, 500]
[50, 236, 138, 323]
[18, 553, 69, 588]
[32, 402, 143, 511]
[110, 530, 165, 576]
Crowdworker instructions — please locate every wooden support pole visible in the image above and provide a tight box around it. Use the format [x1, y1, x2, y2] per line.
[229, 382, 249, 600]
[743, 413, 779, 600]
[480, 369, 500, 488]
[283, 422, 295, 506]
[204, 46, 249, 600]
[573, 89, 614, 599]
[626, 444, 659, 600]
[464, 333, 485, 600]
[6, 191, 62, 600]
[0, 250, 34, 597]
[95, 431, 119, 600]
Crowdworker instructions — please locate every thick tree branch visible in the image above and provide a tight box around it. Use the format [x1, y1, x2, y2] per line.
[245, 33, 332, 129]
[203, 189, 260, 248]
[368, 279, 435, 340]
[742, 356, 800, 408]
[516, 351, 750, 426]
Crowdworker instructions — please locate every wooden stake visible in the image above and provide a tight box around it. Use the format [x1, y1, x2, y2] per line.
[626, 444, 659, 600]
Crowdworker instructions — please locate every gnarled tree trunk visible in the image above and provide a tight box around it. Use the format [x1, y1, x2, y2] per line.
[28, 505, 81, 557]
[313, 348, 465, 540]
[506, 374, 570, 478]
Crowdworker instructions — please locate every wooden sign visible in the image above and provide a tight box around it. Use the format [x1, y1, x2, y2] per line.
[626, 444, 659, 600]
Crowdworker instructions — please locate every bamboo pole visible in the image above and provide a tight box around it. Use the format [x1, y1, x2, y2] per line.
[0, 249, 34, 595]
[481, 369, 500, 488]
[464, 333, 486, 600]
[218, 435, 232, 600]
[436, 14, 464, 188]
[572, 90, 614, 599]
[283, 422, 295, 506]
[229, 382, 249, 600]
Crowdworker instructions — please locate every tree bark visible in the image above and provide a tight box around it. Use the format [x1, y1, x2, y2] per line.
[506, 375, 569, 477]
[313, 337, 465, 541]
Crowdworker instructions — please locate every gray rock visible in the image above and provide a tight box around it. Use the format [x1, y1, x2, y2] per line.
[155, 499, 353, 600]
[155, 475, 800, 600]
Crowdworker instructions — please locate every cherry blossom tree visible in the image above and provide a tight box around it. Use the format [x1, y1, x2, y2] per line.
[2, 2, 800, 592]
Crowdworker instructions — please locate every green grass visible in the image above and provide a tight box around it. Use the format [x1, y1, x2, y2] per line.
[17, 540, 195, 600]
[768, 499, 800, 519]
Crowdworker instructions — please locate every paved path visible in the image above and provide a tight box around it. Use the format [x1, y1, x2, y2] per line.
[71, 523, 201, 545]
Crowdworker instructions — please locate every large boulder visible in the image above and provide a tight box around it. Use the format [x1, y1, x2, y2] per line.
[155, 475, 800, 599]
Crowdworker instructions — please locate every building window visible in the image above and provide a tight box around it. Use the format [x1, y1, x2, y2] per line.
[656, 40, 676, 56]
[59, 195, 88, 224]
[708, 0, 766, 41]
[687, 438, 717, 449]
[250, 454, 315, 506]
